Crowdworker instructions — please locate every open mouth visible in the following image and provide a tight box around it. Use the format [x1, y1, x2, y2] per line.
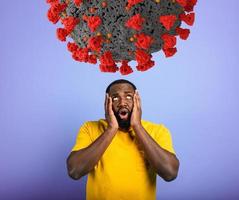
[118, 108, 129, 120]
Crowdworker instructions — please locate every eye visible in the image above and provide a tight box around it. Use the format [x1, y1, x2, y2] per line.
[112, 96, 119, 102]
[126, 95, 132, 100]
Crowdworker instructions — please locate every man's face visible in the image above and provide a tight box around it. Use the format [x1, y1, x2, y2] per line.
[108, 83, 135, 130]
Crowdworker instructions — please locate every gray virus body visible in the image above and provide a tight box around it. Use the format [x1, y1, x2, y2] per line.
[47, 0, 197, 74]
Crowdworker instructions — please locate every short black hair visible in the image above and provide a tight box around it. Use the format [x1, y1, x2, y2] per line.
[106, 79, 137, 93]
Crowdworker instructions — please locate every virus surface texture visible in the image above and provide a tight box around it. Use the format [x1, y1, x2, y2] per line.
[46, 0, 197, 75]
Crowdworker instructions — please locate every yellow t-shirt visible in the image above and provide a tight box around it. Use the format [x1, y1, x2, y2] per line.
[72, 119, 176, 200]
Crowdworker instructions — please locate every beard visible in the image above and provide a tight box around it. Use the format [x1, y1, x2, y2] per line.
[114, 108, 132, 130]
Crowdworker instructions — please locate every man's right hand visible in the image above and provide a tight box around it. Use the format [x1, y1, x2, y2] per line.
[67, 94, 119, 180]
[105, 93, 118, 132]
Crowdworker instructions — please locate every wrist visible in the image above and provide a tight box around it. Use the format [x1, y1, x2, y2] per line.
[131, 122, 143, 130]
[106, 126, 118, 134]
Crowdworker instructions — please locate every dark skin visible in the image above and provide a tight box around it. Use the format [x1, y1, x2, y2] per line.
[67, 83, 179, 181]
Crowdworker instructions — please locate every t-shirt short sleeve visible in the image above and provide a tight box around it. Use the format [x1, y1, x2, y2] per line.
[154, 125, 176, 155]
[71, 122, 93, 152]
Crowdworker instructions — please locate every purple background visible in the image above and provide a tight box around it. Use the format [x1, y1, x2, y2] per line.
[0, 1, 239, 200]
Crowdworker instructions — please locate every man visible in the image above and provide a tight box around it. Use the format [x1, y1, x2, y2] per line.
[67, 79, 179, 200]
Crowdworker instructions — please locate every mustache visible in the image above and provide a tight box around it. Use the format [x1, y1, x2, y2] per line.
[117, 107, 130, 114]
[113, 107, 132, 117]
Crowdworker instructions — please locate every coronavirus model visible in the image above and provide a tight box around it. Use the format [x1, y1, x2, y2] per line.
[46, 0, 197, 75]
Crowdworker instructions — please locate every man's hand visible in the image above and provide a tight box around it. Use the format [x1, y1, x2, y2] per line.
[129, 91, 179, 181]
[105, 93, 118, 131]
[67, 94, 119, 180]
[130, 90, 142, 128]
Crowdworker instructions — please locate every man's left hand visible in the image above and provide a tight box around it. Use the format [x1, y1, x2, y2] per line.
[130, 90, 142, 128]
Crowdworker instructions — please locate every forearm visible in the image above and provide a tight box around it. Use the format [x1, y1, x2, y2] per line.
[133, 124, 179, 181]
[67, 127, 117, 180]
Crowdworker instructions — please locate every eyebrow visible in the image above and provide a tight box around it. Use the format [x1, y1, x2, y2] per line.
[111, 91, 134, 96]
[124, 91, 134, 94]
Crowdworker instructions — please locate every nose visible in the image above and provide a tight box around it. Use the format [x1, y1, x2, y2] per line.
[118, 97, 127, 107]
